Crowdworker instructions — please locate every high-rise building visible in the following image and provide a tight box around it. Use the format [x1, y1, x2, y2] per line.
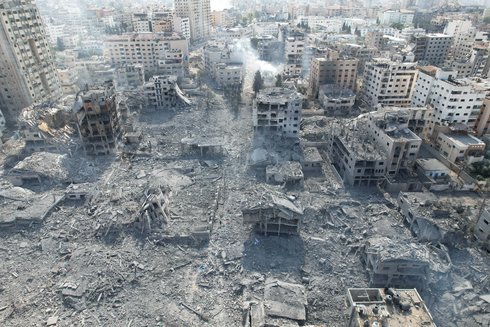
[361, 58, 417, 107]
[412, 34, 452, 66]
[174, 0, 210, 42]
[308, 55, 358, 98]
[0, 0, 62, 123]
[104, 33, 188, 76]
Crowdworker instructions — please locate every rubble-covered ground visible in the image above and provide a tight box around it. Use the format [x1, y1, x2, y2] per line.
[0, 86, 489, 327]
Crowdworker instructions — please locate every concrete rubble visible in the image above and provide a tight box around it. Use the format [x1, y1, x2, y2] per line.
[0, 80, 488, 327]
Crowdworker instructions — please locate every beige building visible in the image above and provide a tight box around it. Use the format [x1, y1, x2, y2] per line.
[0, 0, 62, 122]
[57, 69, 79, 95]
[308, 56, 358, 98]
[361, 58, 417, 107]
[174, 0, 210, 42]
[104, 33, 188, 76]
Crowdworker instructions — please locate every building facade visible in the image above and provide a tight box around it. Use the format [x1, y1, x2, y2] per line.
[0, 0, 62, 122]
[308, 56, 358, 98]
[253, 88, 303, 138]
[361, 58, 417, 107]
[174, 0, 210, 42]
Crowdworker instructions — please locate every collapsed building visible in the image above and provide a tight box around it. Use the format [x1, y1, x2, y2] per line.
[114, 64, 145, 91]
[397, 192, 470, 245]
[345, 288, 436, 327]
[361, 236, 451, 290]
[266, 161, 304, 187]
[242, 191, 303, 235]
[73, 82, 130, 156]
[144, 75, 191, 110]
[244, 279, 307, 327]
[253, 87, 303, 138]
[0, 187, 64, 228]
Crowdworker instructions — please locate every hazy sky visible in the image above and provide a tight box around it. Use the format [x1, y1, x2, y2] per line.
[211, 0, 232, 11]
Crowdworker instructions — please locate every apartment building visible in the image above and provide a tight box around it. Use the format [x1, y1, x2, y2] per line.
[444, 20, 476, 60]
[0, 0, 62, 122]
[57, 69, 79, 95]
[253, 88, 303, 138]
[432, 125, 485, 165]
[411, 66, 486, 129]
[379, 9, 414, 26]
[173, 16, 191, 40]
[361, 58, 417, 107]
[475, 97, 490, 136]
[152, 11, 174, 33]
[412, 34, 452, 66]
[284, 33, 305, 78]
[203, 41, 243, 87]
[328, 109, 422, 187]
[174, 0, 210, 42]
[132, 13, 151, 32]
[308, 56, 358, 98]
[104, 32, 188, 75]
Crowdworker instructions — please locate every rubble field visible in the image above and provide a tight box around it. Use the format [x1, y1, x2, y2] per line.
[0, 87, 489, 327]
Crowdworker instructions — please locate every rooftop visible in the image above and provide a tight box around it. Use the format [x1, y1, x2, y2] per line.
[346, 288, 436, 327]
[416, 158, 450, 172]
[442, 132, 485, 147]
[256, 87, 303, 104]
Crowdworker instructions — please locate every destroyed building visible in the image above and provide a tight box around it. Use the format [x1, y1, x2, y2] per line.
[318, 85, 356, 112]
[144, 75, 191, 110]
[397, 192, 470, 245]
[266, 161, 304, 187]
[361, 236, 451, 290]
[0, 187, 64, 228]
[242, 191, 303, 235]
[244, 279, 307, 327]
[345, 288, 436, 327]
[301, 146, 323, 175]
[114, 64, 145, 90]
[475, 208, 490, 251]
[253, 87, 303, 138]
[73, 82, 127, 155]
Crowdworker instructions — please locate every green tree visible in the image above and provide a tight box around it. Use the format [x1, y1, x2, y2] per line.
[390, 22, 404, 31]
[252, 70, 264, 96]
[275, 74, 283, 87]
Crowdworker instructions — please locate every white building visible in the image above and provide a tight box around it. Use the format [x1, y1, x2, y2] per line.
[361, 58, 418, 107]
[203, 41, 243, 86]
[0, 0, 62, 121]
[380, 10, 415, 26]
[104, 33, 188, 75]
[173, 16, 191, 40]
[411, 66, 486, 129]
[215, 63, 243, 88]
[253, 88, 303, 138]
[444, 20, 476, 60]
[174, 0, 210, 42]
[284, 35, 305, 77]
[132, 13, 151, 32]
[434, 128, 485, 164]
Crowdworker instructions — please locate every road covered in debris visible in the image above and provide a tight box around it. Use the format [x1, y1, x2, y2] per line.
[0, 85, 489, 327]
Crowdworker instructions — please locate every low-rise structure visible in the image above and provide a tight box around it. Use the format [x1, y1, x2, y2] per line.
[266, 161, 304, 187]
[253, 87, 303, 138]
[318, 85, 355, 112]
[362, 236, 450, 290]
[302, 147, 323, 175]
[345, 288, 436, 327]
[433, 125, 485, 165]
[242, 191, 303, 235]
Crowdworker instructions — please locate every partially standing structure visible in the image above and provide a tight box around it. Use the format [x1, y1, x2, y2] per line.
[242, 191, 303, 235]
[253, 87, 303, 138]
